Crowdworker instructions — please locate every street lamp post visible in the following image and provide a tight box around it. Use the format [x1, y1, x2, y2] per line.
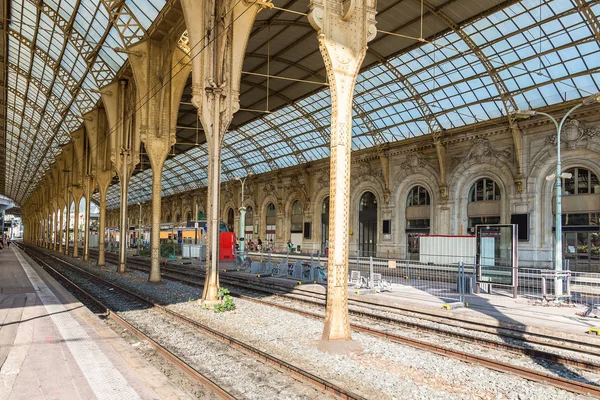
[515, 92, 600, 300]
[235, 174, 252, 259]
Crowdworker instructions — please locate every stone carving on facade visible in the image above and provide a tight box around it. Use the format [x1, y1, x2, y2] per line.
[460, 137, 512, 165]
[262, 181, 282, 202]
[400, 151, 428, 173]
[316, 170, 330, 188]
[545, 119, 600, 149]
[223, 183, 235, 204]
[285, 173, 311, 211]
[354, 161, 378, 180]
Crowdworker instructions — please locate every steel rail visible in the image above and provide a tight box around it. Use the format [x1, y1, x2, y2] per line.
[22, 244, 367, 400]
[132, 257, 600, 359]
[17, 244, 237, 400]
[83, 247, 600, 356]
[140, 262, 600, 373]
[68, 246, 600, 397]
[90, 248, 600, 360]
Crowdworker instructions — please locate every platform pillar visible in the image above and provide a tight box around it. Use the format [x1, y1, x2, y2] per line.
[58, 204, 64, 253]
[64, 197, 70, 256]
[147, 145, 168, 282]
[97, 180, 109, 266]
[308, 0, 377, 341]
[83, 176, 93, 262]
[128, 39, 190, 283]
[181, 0, 265, 303]
[117, 151, 130, 273]
[100, 80, 141, 274]
[83, 108, 115, 267]
[53, 209, 58, 251]
[73, 193, 81, 257]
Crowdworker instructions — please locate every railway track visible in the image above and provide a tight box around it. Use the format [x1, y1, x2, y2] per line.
[86, 248, 600, 397]
[48, 245, 600, 397]
[111, 253, 600, 368]
[18, 243, 366, 400]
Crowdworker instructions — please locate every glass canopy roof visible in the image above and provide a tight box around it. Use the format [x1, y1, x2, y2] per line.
[4, 0, 166, 204]
[102, 0, 600, 209]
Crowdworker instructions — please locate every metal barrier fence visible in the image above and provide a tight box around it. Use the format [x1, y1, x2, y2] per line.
[233, 250, 328, 284]
[236, 250, 600, 307]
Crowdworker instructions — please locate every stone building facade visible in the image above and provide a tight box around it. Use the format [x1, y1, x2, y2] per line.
[105, 107, 600, 271]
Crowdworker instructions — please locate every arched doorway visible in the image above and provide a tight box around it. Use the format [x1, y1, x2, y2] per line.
[359, 192, 377, 257]
[406, 186, 431, 260]
[227, 208, 234, 232]
[321, 197, 329, 254]
[266, 203, 276, 244]
[290, 200, 303, 252]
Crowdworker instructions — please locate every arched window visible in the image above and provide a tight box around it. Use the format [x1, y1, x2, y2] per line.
[227, 208, 234, 232]
[321, 197, 330, 253]
[245, 206, 254, 240]
[175, 213, 181, 222]
[291, 201, 303, 233]
[469, 178, 501, 202]
[467, 178, 501, 230]
[359, 192, 377, 256]
[405, 186, 431, 259]
[360, 191, 377, 211]
[266, 203, 276, 242]
[186, 212, 192, 221]
[290, 200, 303, 251]
[406, 185, 430, 207]
[562, 167, 600, 195]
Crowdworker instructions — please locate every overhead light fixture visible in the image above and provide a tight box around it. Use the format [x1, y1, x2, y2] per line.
[513, 109, 538, 119]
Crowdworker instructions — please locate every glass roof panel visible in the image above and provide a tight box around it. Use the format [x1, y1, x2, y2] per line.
[5, 0, 169, 203]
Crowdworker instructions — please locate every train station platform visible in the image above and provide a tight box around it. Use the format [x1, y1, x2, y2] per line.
[0, 246, 191, 400]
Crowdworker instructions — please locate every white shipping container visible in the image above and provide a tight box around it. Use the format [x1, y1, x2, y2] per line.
[419, 235, 476, 265]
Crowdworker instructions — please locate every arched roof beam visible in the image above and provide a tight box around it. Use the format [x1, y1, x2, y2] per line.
[235, 55, 331, 143]
[240, 61, 383, 145]
[170, 156, 208, 187]
[6, 3, 43, 200]
[161, 156, 203, 194]
[261, 117, 307, 166]
[221, 142, 256, 177]
[38, 2, 117, 88]
[358, 35, 598, 124]
[421, 0, 518, 121]
[575, 0, 600, 42]
[365, 48, 444, 137]
[100, 0, 147, 47]
[235, 125, 279, 170]
[351, 99, 388, 146]
[12, 0, 117, 202]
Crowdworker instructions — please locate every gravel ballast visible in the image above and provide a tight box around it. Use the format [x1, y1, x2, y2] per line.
[33, 247, 599, 399]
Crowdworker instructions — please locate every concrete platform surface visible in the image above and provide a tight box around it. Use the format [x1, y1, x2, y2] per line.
[0, 246, 193, 400]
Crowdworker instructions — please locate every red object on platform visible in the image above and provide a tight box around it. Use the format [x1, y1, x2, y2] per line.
[219, 232, 235, 260]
